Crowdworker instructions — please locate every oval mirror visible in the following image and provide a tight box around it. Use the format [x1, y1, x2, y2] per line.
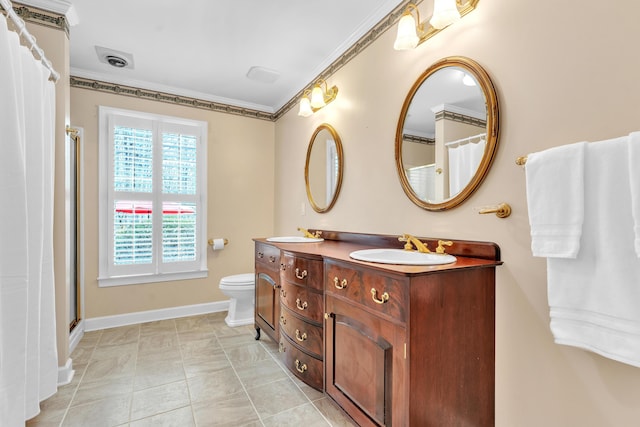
[395, 56, 499, 211]
[305, 123, 344, 213]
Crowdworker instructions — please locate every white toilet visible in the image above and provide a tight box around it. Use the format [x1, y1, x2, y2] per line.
[219, 273, 255, 327]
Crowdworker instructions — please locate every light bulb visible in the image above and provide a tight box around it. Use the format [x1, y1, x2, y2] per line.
[394, 12, 420, 50]
[298, 97, 313, 117]
[430, 0, 461, 29]
[310, 85, 326, 109]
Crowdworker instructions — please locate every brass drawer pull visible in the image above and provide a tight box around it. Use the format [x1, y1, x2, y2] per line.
[280, 315, 286, 326]
[269, 256, 276, 263]
[295, 329, 307, 342]
[371, 288, 390, 304]
[279, 342, 285, 353]
[280, 289, 287, 298]
[257, 252, 264, 258]
[295, 359, 308, 373]
[296, 298, 308, 311]
[295, 268, 308, 280]
[333, 277, 347, 289]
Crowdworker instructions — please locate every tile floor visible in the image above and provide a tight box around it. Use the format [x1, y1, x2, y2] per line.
[27, 312, 357, 427]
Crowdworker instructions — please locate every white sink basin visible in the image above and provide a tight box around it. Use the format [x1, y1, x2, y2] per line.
[266, 236, 324, 243]
[349, 248, 456, 266]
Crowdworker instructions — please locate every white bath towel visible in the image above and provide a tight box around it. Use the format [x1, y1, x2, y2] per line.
[544, 135, 640, 367]
[525, 141, 586, 258]
[628, 131, 640, 257]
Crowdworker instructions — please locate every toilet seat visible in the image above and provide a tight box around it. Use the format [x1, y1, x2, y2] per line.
[219, 273, 254, 291]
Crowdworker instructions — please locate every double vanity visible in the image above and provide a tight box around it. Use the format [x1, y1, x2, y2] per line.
[254, 230, 501, 427]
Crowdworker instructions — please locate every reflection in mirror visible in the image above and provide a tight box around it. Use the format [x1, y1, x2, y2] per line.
[305, 124, 344, 213]
[395, 56, 499, 211]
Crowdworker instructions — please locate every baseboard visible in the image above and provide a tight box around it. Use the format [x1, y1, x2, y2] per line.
[84, 300, 230, 332]
[69, 319, 84, 355]
[57, 358, 74, 386]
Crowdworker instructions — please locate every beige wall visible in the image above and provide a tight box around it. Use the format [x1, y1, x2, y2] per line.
[274, 1, 640, 425]
[71, 89, 275, 318]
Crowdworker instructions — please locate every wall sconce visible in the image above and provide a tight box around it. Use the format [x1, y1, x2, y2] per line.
[394, 0, 479, 51]
[298, 79, 339, 117]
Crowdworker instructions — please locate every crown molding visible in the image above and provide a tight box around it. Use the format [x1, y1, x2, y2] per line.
[70, 76, 275, 121]
[7, 1, 72, 35]
[14, 0, 77, 23]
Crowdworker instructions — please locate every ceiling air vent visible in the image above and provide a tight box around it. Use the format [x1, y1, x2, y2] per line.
[95, 46, 134, 69]
[246, 66, 280, 84]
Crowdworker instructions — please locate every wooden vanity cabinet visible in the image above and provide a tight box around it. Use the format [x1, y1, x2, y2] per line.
[279, 251, 325, 390]
[254, 242, 281, 343]
[324, 259, 496, 427]
[255, 232, 500, 426]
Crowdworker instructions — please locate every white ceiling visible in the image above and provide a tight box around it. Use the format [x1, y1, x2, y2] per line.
[36, 0, 406, 114]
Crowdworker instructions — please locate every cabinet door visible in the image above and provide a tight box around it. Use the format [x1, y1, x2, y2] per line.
[255, 271, 279, 339]
[325, 296, 407, 427]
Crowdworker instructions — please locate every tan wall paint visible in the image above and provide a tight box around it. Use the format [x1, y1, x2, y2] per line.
[71, 89, 275, 318]
[274, 1, 640, 425]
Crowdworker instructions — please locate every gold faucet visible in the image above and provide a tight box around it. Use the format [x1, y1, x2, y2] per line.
[298, 227, 322, 239]
[436, 240, 453, 254]
[398, 234, 431, 253]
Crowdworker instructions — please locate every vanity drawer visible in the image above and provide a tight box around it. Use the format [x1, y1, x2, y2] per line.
[280, 305, 323, 358]
[281, 252, 323, 291]
[280, 281, 324, 324]
[325, 260, 409, 323]
[280, 335, 323, 391]
[255, 243, 281, 271]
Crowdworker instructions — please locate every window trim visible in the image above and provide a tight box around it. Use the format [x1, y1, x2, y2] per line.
[98, 106, 208, 287]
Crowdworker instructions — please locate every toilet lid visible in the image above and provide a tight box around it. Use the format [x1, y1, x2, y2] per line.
[220, 273, 254, 286]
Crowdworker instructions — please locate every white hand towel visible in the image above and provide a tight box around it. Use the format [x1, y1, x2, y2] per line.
[525, 141, 586, 258]
[628, 131, 640, 257]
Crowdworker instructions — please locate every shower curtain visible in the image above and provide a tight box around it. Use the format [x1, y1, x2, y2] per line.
[0, 13, 58, 426]
[448, 138, 486, 196]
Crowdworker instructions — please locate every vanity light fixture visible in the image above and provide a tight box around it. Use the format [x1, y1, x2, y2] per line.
[298, 79, 338, 117]
[394, 0, 479, 51]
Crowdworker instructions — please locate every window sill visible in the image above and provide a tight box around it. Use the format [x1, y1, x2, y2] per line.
[98, 269, 208, 287]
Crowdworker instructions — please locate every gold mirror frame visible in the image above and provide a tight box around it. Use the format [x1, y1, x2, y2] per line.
[305, 123, 344, 213]
[395, 56, 499, 211]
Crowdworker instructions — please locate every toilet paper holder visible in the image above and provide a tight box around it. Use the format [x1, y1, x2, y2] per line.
[208, 238, 229, 249]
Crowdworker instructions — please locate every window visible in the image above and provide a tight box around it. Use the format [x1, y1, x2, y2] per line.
[98, 107, 207, 286]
